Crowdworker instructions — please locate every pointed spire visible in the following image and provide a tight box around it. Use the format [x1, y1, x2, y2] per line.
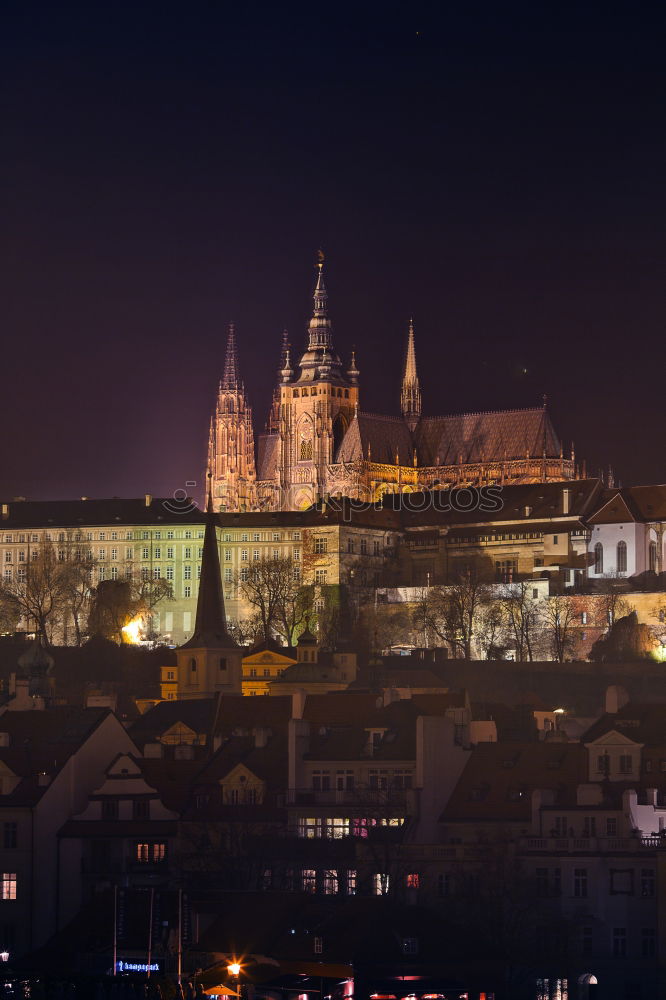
[347, 348, 360, 385]
[280, 345, 294, 384]
[280, 328, 289, 369]
[401, 318, 422, 431]
[221, 322, 241, 391]
[180, 477, 236, 649]
[307, 252, 333, 351]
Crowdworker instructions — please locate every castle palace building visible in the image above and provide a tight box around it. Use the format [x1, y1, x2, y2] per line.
[207, 261, 578, 512]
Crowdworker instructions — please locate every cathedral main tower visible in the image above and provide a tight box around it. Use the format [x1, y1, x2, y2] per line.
[207, 323, 257, 511]
[275, 255, 360, 509]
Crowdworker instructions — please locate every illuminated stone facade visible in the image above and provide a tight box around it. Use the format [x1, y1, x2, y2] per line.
[208, 260, 578, 512]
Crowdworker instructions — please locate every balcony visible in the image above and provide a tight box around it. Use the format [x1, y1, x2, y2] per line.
[520, 835, 661, 854]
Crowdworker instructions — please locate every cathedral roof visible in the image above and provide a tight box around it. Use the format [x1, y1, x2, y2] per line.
[334, 406, 561, 468]
[415, 407, 561, 466]
[335, 413, 414, 466]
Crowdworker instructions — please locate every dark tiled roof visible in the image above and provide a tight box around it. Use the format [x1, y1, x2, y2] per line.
[0, 497, 205, 528]
[129, 697, 217, 747]
[336, 413, 415, 466]
[383, 479, 601, 527]
[442, 741, 586, 823]
[0, 707, 112, 804]
[588, 485, 666, 524]
[581, 703, 666, 745]
[415, 407, 561, 466]
[211, 693, 294, 737]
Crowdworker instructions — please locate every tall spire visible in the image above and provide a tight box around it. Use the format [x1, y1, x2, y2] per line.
[221, 322, 240, 390]
[180, 480, 236, 649]
[401, 318, 422, 431]
[307, 251, 333, 351]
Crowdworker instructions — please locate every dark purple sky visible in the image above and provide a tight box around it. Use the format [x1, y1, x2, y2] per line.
[2, 2, 665, 500]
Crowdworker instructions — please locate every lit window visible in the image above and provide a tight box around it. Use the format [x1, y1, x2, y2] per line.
[617, 540, 627, 574]
[373, 873, 390, 895]
[302, 869, 316, 893]
[406, 873, 420, 889]
[1, 874, 16, 900]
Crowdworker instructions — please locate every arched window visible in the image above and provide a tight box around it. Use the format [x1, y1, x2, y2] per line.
[617, 540, 627, 574]
[649, 540, 658, 573]
[594, 542, 603, 574]
[300, 439, 313, 461]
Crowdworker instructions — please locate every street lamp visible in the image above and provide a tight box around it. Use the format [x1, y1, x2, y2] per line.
[227, 964, 241, 978]
[0, 952, 9, 963]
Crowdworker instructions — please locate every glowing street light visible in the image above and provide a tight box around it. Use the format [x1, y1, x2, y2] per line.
[0, 951, 9, 962]
[228, 963, 241, 978]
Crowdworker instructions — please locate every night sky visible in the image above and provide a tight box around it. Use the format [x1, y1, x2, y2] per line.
[2, 2, 665, 500]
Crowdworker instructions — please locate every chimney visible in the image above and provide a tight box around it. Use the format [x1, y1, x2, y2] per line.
[291, 689, 306, 720]
[1, 504, 8, 520]
[253, 726, 271, 749]
[562, 488, 570, 515]
[144, 494, 152, 507]
[605, 685, 629, 714]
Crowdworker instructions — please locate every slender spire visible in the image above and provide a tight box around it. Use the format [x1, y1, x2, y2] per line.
[307, 252, 333, 350]
[401, 318, 422, 431]
[221, 322, 241, 390]
[180, 478, 236, 649]
[347, 348, 360, 385]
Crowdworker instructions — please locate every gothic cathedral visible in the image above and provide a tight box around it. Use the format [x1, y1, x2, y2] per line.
[207, 259, 578, 511]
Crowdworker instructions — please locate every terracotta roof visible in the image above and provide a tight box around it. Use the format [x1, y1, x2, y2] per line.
[442, 741, 586, 823]
[588, 485, 666, 524]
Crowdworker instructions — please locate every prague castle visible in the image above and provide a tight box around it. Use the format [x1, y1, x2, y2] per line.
[206, 259, 578, 512]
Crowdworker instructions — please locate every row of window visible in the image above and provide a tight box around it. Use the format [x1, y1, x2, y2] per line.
[592, 540, 660, 574]
[568, 866, 655, 898]
[310, 769, 413, 792]
[2, 529, 203, 544]
[222, 531, 301, 542]
[297, 816, 404, 839]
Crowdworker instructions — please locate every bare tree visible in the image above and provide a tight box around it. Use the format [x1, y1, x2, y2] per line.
[497, 581, 542, 662]
[541, 594, 577, 662]
[414, 572, 490, 659]
[237, 556, 313, 645]
[596, 572, 632, 630]
[0, 539, 73, 644]
[475, 599, 507, 659]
